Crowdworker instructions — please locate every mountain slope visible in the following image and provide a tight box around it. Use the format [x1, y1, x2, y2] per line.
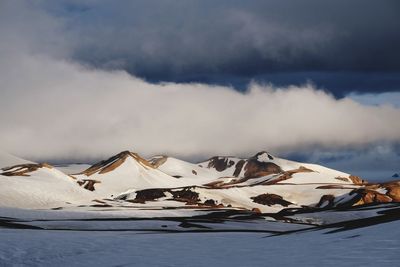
[153, 151, 363, 188]
[0, 150, 399, 215]
[0, 151, 33, 169]
[148, 155, 225, 181]
[111, 151, 398, 213]
[72, 151, 188, 197]
[0, 163, 93, 208]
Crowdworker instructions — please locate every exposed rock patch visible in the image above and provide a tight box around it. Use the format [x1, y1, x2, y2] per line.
[203, 179, 228, 189]
[251, 193, 293, 207]
[77, 179, 101, 191]
[1, 163, 53, 177]
[244, 160, 282, 179]
[148, 156, 168, 168]
[241, 152, 283, 179]
[335, 177, 350, 183]
[170, 188, 200, 204]
[353, 188, 392, 205]
[204, 199, 216, 206]
[262, 166, 314, 185]
[252, 208, 262, 214]
[233, 160, 245, 177]
[316, 185, 354, 189]
[204, 152, 279, 178]
[346, 181, 400, 206]
[133, 189, 167, 203]
[316, 195, 335, 208]
[207, 157, 235, 172]
[202, 199, 224, 208]
[348, 175, 366, 185]
[385, 182, 400, 201]
[254, 151, 274, 161]
[131, 187, 200, 205]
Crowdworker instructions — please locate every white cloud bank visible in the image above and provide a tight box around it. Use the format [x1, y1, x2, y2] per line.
[0, 1, 399, 161]
[1, 52, 400, 160]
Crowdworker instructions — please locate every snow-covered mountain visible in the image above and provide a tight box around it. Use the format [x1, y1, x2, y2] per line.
[1, 150, 398, 215]
[0, 162, 93, 208]
[72, 151, 187, 196]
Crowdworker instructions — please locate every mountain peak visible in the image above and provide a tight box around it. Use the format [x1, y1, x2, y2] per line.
[78, 150, 153, 176]
[253, 151, 274, 161]
[114, 150, 138, 159]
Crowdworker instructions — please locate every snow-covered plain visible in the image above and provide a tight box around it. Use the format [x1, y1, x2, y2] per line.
[0, 220, 399, 267]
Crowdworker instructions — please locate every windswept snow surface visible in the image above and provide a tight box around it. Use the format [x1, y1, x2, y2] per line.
[0, 165, 93, 208]
[150, 156, 222, 181]
[0, 220, 399, 266]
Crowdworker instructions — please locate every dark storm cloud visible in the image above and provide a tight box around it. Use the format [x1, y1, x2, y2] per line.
[40, 0, 400, 95]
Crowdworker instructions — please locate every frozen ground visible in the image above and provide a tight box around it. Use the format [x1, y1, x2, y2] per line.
[0, 220, 399, 267]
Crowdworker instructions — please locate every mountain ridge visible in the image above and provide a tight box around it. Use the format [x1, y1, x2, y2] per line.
[0, 150, 399, 215]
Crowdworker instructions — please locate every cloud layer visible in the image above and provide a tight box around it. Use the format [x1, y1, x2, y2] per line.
[1, 51, 400, 161]
[3, 0, 400, 95]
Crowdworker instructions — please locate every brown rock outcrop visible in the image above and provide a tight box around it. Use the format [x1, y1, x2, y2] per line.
[316, 194, 335, 208]
[251, 193, 293, 207]
[133, 189, 167, 203]
[207, 157, 235, 172]
[1, 163, 53, 177]
[348, 175, 366, 185]
[262, 166, 314, 185]
[77, 179, 101, 191]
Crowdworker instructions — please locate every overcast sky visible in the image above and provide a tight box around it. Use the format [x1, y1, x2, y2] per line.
[47, 0, 400, 95]
[0, 0, 399, 179]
